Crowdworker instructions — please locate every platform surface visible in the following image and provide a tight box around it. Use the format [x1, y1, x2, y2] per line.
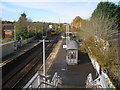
[47, 40, 97, 87]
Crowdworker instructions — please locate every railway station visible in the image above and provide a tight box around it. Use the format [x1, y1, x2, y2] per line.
[22, 30, 114, 89]
[1, 1, 119, 89]
[1, 25, 116, 89]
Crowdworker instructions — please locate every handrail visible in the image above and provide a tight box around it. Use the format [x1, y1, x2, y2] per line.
[24, 72, 62, 88]
[52, 77, 62, 86]
[38, 74, 50, 80]
[38, 72, 62, 88]
[25, 74, 48, 88]
[38, 81, 56, 88]
[86, 76, 101, 88]
[24, 73, 39, 88]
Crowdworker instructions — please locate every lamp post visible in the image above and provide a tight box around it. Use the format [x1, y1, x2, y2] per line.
[14, 26, 16, 41]
[14, 26, 17, 50]
[43, 38, 46, 76]
[65, 24, 70, 47]
[42, 21, 46, 88]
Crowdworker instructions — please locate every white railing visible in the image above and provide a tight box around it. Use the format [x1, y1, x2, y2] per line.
[88, 54, 116, 88]
[38, 72, 62, 88]
[51, 72, 62, 87]
[86, 73, 109, 88]
[23, 72, 62, 89]
[86, 73, 101, 88]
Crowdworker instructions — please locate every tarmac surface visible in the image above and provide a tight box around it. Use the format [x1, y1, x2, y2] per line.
[47, 40, 97, 87]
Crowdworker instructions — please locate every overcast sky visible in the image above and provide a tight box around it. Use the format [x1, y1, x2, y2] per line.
[0, 0, 119, 23]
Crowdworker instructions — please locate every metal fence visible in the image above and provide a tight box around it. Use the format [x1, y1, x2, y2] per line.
[23, 72, 62, 89]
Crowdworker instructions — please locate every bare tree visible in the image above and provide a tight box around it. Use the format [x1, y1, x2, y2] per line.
[79, 12, 120, 85]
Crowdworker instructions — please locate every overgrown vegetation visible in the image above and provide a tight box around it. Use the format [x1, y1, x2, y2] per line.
[74, 1, 120, 88]
[15, 12, 34, 40]
[71, 16, 85, 31]
[4, 12, 63, 41]
[2, 38, 13, 43]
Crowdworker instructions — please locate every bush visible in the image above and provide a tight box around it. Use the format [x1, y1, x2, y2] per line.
[2, 38, 13, 43]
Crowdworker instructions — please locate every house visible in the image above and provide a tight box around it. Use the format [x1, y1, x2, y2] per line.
[2, 24, 14, 38]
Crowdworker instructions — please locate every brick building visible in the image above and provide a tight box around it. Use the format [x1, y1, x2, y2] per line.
[2, 24, 14, 38]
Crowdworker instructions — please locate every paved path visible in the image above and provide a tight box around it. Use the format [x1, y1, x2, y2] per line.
[47, 40, 97, 87]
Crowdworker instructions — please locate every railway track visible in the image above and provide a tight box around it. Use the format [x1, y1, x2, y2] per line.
[2, 35, 60, 89]
[14, 43, 56, 88]
[2, 43, 43, 85]
[2, 42, 42, 78]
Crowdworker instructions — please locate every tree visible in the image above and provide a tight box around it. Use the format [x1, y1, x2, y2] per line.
[71, 16, 85, 32]
[79, 2, 120, 88]
[2, 20, 13, 24]
[92, 1, 120, 31]
[15, 12, 28, 40]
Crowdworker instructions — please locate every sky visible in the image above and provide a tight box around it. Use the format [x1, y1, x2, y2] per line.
[0, 0, 119, 23]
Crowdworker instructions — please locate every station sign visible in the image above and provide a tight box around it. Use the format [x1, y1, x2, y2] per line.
[49, 25, 52, 29]
[63, 45, 67, 48]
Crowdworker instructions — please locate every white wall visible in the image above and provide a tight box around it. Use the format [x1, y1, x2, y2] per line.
[88, 54, 100, 74]
[0, 41, 15, 59]
[0, 37, 35, 59]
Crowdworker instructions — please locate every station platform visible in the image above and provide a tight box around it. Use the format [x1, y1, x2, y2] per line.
[0, 40, 40, 67]
[47, 40, 97, 88]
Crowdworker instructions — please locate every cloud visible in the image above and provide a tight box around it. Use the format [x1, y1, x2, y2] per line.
[4, 2, 97, 19]
[1, 0, 119, 18]
[0, 1, 98, 22]
[1, 0, 119, 23]
[0, 3, 20, 13]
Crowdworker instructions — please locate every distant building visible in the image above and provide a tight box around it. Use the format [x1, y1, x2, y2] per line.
[2, 25, 5, 38]
[2, 24, 14, 38]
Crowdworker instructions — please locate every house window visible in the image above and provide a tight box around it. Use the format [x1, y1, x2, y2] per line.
[7, 30, 10, 32]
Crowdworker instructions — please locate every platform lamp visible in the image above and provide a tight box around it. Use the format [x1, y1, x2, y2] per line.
[41, 21, 46, 75]
[14, 26, 17, 50]
[42, 37, 46, 76]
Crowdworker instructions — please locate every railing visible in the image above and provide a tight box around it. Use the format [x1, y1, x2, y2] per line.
[86, 73, 109, 88]
[38, 81, 56, 88]
[23, 72, 62, 89]
[38, 72, 62, 88]
[86, 74, 101, 88]
[51, 72, 62, 87]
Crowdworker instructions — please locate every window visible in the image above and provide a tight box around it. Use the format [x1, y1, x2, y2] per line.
[67, 50, 76, 59]
[7, 30, 10, 32]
